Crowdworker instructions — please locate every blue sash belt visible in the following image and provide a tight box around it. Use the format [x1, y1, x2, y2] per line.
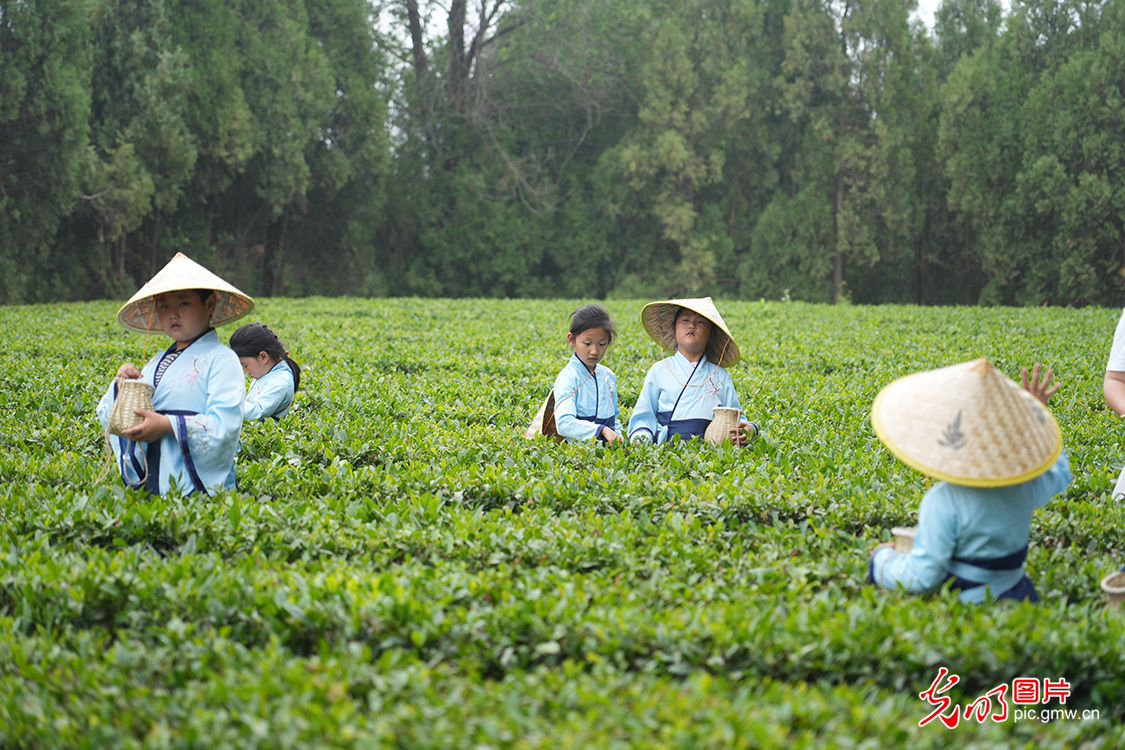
[577, 415, 616, 441]
[658, 415, 711, 443]
[946, 545, 1035, 602]
[946, 573, 1039, 603]
[951, 545, 1028, 570]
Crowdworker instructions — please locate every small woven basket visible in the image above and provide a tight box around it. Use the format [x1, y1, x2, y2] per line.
[892, 526, 916, 554]
[108, 379, 155, 437]
[1101, 571, 1125, 609]
[704, 407, 741, 445]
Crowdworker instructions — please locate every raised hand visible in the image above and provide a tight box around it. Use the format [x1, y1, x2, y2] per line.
[1021, 363, 1060, 405]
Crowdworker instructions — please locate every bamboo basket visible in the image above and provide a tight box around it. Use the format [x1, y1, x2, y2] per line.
[703, 407, 741, 445]
[108, 379, 155, 437]
[1101, 571, 1125, 609]
[891, 526, 917, 554]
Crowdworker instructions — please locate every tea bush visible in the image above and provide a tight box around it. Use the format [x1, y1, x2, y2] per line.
[0, 299, 1122, 747]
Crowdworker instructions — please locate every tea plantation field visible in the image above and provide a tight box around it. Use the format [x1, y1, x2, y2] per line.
[2, 298, 1124, 748]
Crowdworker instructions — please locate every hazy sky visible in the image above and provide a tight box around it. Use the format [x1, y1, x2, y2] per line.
[915, 0, 942, 28]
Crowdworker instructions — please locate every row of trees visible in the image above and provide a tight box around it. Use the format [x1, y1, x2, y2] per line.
[3, 0, 1125, 306]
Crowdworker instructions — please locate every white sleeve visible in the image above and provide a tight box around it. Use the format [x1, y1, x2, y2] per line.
[1107, 308, 1125, 371]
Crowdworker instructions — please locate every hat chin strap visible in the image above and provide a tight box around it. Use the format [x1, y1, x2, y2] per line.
[710, 335, 730, 365]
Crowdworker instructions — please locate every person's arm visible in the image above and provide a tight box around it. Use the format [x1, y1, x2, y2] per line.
[1018, 365, 1073, 504]
[1104, 309, 1125, 415]
[1106, 371, 1125, 417]
[167, 351, 245, 480]
[627, 366, 660, 443]
[120, 411, 173, 443]
[870, 488, 957, 594]
[1029, 449, 1072, 509]
[244, 371, 293, 421]
[552, 366, 599, 441]
[96, 377, 116, 430]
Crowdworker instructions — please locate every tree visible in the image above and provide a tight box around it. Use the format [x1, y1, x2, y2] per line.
[76, 0, 197, 290]
[0, 0, 91, 303]
[773, 0, 920, 303]
[387, 0, 635, 296]
[1014, 0, 1125, 305]
[940, 0, 1108, 304]
[602, 0, 767, 298]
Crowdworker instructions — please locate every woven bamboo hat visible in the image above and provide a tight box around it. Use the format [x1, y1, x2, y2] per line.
[117, 252, 255, 333]
[641, 296, 740, 367]
[871, 358, 1062, 488]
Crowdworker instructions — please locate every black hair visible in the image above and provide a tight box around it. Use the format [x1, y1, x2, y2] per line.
[569, 303, 615, 342]
[193, 289, 215, 303]
[229, 322, 301, 392]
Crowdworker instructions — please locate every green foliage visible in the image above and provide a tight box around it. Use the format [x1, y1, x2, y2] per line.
[938, 0, 1125, 306]
[8, 0, 1125, 306]
[0, 0, 92, 303]
[1, 298, 1124, 744]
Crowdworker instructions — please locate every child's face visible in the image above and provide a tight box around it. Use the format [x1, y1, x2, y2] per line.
[156, 290, 216, 349]
[674, 310, 711, 357]
[238, 352, 274, 379]
[567, 326, 612, 371]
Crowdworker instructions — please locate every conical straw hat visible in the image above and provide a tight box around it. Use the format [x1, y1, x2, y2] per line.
[871, 358, 1061, 488]
[641, 296, 740, 367]
[117, 252, 255, 333]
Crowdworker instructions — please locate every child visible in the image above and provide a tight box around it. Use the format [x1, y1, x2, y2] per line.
[229, 323, 301, 421]
[868, 360, 1071, 604]
[96, 252, 253, 495]
[550, 304, 624, 443]
[627, 297, 756, 445]
[1102, 307, 1125, 497]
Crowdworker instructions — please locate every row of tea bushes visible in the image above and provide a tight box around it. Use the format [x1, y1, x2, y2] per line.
[1, 298, 1123, 745]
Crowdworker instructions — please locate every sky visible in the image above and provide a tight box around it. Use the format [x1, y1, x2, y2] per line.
[914, 0, 943, 29]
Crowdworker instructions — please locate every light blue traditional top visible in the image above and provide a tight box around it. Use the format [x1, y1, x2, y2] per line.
[627, 351, 741, 444]
[870, 451, 1072, 603]
[551, 354, 621, 441]
[245, 359, 295, 421]
[96, 329, 244, 495]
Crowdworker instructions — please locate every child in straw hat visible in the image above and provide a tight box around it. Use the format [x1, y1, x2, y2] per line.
[868, 361, 1071, 604]
[229, 323, 301, 421]
[627, 297, 756, 445]
[95, 253, 254, 495]
[548, 303, 624, 443]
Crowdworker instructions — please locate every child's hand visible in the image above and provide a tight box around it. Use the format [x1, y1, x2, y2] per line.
[870, 541, 894, 555]
[1021, 363, 1060, 405]
[601, 427, 625, 444]
[120, 410, 173, 443]
[115, 363, 143, 381]
[729, 421, 758, 447]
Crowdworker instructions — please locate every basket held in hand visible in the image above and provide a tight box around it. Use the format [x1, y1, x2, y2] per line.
[108, 379, 155, 437]
[703, 406, 741, 445]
